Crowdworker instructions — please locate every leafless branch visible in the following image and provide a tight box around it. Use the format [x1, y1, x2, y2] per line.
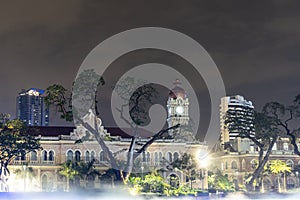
[133, 124, 180, 160]
[77, 117, 119, 169]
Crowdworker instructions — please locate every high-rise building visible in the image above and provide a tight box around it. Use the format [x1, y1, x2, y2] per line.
[17, 88, 49, 126]
[220, 95, 254, 152]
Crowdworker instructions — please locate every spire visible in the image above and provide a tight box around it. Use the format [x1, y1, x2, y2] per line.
[173, 79, 182, 86]
[169, 79, 187, 99]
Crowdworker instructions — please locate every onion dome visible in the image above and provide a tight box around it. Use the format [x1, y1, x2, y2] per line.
[169, 79, 187, 99]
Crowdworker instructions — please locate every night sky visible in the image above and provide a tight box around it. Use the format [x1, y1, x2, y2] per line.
[0, 0, 300, 127]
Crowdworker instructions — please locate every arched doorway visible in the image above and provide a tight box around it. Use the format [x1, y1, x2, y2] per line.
[168, 174, 180, 188]
[262, 177, 272, 192]
[41, 173, 53, 192]
[287, 178, 295, 189]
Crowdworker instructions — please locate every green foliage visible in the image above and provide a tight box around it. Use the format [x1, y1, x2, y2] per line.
[0, 113, 10, 127]
[59, 160, 100, 191]
[0, 118, 41, 192]
[0, 119, 42, 164]
[59, 161, 79, 180]
[60, 160, 100, 180]
[168, 153, 198, 182]
[208, 171, 235, 192]
[129, 171, 203, 196]
[45, 69, 105, 122]
[269, 160, 291, 175]
[44, 84, 73, 121]
[170, 153, 195, 171]
[75, 159, 100, 179]
[129, 172, 170, 194]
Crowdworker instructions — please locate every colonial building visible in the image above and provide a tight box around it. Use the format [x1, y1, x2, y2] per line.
[9, 80, 207, 192]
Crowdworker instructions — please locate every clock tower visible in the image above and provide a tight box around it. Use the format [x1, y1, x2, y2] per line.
[167, 79, 189, 137]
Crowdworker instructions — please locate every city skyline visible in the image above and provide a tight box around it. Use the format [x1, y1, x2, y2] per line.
[0, 1, 300, 126]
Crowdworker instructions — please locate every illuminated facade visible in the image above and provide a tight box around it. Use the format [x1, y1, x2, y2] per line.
[9, 126, 206, 192]
[214, 95, 300, 192]
[17, 88, 49, 126]
[9, 81, 206, 192]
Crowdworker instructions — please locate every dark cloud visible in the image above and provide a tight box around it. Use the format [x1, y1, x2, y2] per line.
[0, 0, 300, 125]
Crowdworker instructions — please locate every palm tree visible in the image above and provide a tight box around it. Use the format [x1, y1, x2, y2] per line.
[59, 161, 79, 192]
[269, 160, 291, 192]
[76, 159, 100, 189]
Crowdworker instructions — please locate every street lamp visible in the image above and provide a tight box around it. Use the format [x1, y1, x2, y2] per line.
[235, 170, 239, 191]
[296, 171, 299, 188]
[187, 158, 193, 190]
[196, 151, 210, 190]
[141, 166, 144, 180]
[22, 165, 27, 192]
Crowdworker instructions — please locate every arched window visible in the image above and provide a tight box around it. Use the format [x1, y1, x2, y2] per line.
[142, 151, 146, 162]
[86, 151, 90, 162]
[91, 151, 95, 161]
[20, 152, 26, 161]
[42, 175, 48, 191]
[146, 152, 150, 162]
[31, 151, 37, 161]
[242, 159, 246, 170]
[75, 151, 81, 162]
[231, 160, 238, 169]
[42, 151, 47, 161]
[159, 152, 163, 164]
[67, 150, 73, 161]
[154, 152, 158, 163]
[225, 161, 228, 170]
[100, 151, 104, 162]
[167, 152, 172, 163]
[286, 160, 294, 168]
[49, 150, 54, 161]
[173, 152, 179, 161]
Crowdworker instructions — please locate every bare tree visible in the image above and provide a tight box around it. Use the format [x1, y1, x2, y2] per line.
[45, 70, 179, 183]
[225, 95, 300, 191]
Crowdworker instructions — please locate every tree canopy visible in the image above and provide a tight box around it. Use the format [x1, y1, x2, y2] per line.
[0, 118, 42, 191]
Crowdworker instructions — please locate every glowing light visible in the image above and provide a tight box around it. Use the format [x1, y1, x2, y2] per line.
[195, 149, 210, 168]
[128, 187, 138, 196]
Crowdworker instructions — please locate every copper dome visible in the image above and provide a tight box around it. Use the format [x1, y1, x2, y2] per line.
[169, 79, 187, 99]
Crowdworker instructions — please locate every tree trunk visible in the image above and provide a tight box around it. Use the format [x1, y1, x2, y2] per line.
[261, 177, 264, 193]
[123, 136, 137, 184]
[278, 175, 281, 193]
[246, 136, 277, 191]
[0, 161, 9, 192]
[66, 177, 70, 192]
[283, 173, 286, 192]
